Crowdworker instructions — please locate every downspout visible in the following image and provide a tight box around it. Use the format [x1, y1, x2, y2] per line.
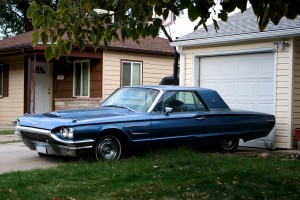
[176, 46, 186, 86]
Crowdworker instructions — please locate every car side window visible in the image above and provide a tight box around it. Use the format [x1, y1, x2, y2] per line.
[153, 91, 206, 113]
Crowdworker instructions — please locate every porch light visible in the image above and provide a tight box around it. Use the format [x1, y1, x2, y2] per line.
[273, 40, 289, 51]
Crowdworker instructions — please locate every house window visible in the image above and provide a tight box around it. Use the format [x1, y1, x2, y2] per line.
[121, 61, 142, 86]
[0, 64, 3, 97]
[73, 60, 90, 97]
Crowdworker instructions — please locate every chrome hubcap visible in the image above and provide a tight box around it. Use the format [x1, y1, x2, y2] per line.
[97, 137, 121, 160]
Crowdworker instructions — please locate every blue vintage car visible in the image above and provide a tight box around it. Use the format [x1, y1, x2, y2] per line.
[15, 86, 275, 160]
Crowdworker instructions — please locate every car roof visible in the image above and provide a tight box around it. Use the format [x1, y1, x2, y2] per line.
[123, 85, 215, 92]
[122, 85, 230, 110]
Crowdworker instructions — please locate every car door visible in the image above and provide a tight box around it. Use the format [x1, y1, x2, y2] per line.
[150, 90, 216, 142]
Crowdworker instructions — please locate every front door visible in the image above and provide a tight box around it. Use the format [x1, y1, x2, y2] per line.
[34, 63, 50, 114]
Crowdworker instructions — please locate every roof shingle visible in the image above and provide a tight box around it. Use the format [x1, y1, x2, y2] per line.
[177, 8, 300, 42]
[0, 31, 174, 55]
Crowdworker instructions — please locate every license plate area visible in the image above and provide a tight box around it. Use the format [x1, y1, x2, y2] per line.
[36, 143, 47, 154]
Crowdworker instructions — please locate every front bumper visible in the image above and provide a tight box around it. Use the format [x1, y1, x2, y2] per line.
[16, 126, 95, 157]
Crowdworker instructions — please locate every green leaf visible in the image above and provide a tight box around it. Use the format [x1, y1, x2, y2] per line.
[58, 28, 65, 38]
[188, 5, 198, 22]
[79, 38, 85, 52]
[213, 19, 219, 32]
[137, 22, 143, 33]
[93, 40, 100, 51]
[32, 31, 39, 46]
[180, 0, 191, 8]
[73, 20, 80, 33]
[53, 45, 60, 60]
[45, 46, 53, 62]
[149, 25, 159, 38]
[203, 23, 208, 32]
[121, 27, 126, 41]
[154, 6, 163, 16]
[42, 5, 54, 13]
[153, 18, 162, 28]
[163, 9, 169, 21]
[27, 3, 38, 18]
[218, 10, 228, 22]
[57, 40, 65, 54]
[65, 41, 73, 54]
[34, 16, 44, 29]
[41, 32, 48, 44]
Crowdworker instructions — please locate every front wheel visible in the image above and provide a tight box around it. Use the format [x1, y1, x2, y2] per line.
[95, 136, 122, 161]
[219, 136, 239, 153]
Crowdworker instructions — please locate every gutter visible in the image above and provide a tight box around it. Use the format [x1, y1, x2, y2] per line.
[171, 28, 300, 47]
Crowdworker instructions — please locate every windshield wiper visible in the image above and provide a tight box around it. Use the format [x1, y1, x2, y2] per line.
[101, 105, 135, 112]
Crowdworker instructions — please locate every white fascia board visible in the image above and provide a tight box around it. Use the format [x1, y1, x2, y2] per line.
[171, 28, 300, 47]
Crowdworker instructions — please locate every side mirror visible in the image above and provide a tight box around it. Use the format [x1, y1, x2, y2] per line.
[164, 107, 173, 115]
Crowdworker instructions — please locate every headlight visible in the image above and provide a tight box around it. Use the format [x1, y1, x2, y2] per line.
[60, 127, 74, 139]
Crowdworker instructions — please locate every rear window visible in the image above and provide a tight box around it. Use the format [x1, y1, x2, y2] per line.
[198, 90, 230, 110]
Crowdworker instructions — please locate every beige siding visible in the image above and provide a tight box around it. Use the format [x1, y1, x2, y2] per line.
[182, 40, 294, 149]
[102, 51, 173, 99]
[0, 58, 24, 124]
[293, 37, 300, 147]
[276, 39, 293, 149]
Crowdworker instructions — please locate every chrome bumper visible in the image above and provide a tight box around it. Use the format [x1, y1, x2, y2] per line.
[16, 126, 95, 157]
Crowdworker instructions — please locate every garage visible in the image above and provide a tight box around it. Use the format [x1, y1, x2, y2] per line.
[199, 52, 276, 148]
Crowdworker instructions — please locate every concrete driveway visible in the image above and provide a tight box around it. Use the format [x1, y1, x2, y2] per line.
[0, 141, 73, 174]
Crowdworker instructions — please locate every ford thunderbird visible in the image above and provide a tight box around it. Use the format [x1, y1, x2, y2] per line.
[15, 86, 275, 160]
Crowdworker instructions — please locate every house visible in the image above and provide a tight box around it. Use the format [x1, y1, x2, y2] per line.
[171, 8, 300, 149]
[0, 31, 174, 124]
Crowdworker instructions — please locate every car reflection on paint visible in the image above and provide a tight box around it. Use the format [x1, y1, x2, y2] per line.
[15, 86, 275, 160]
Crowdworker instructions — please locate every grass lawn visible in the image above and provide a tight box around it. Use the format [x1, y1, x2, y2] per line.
[0, 147, 299, 200]
[0, 130, 14, 135]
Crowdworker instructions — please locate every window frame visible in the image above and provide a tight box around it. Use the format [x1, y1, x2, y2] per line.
[73, 59, 90, 97]
[153, 90, 207, 113]
[121, 60, 143, 86]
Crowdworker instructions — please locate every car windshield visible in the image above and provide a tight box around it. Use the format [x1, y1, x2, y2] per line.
[101, 87, 160, 112]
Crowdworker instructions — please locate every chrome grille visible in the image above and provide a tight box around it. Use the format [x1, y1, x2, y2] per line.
[20, 131, 51, 142]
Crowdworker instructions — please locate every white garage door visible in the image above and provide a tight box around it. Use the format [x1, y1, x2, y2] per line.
[199, 52, 275, 148]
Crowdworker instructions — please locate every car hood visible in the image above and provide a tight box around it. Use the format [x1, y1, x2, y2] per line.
[17, 107, 147, 130]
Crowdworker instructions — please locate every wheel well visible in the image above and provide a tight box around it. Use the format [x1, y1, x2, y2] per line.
[94, 129, 131, 147]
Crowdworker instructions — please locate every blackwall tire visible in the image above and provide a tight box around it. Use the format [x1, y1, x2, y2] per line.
[219, 136, 239, 153]
[95, 136, 122, 161]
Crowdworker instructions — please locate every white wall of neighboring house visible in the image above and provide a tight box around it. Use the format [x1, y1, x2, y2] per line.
[102, 51, 173, 99]
[0, 58, 24, 124]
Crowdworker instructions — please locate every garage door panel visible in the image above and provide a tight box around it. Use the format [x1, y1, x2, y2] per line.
[201, 62, 217, 77]
[257, 104, 274, 114]
[199, 52, 275, 148]
[238, 60, 256, 75]
[219, 82, 235, 96]
[219, 61, 236, 76]
[258, 81, 274, 96]
[258, 59, 274, 75]
[237, 82, 255, 96]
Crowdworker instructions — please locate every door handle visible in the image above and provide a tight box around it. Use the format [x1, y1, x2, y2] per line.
[197, 116, 206, 120]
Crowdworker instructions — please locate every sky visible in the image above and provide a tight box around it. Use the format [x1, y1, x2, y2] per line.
[159, 9, 199, 39]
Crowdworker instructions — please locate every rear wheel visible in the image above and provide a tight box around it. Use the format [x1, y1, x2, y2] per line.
[219, 136, 239, 153]
[95, 135, 122, 161]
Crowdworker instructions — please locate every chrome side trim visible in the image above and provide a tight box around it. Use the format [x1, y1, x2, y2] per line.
[125, 125, 150, 135]
[19, 126, 51, 135]
[49, 132, 94, 145]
